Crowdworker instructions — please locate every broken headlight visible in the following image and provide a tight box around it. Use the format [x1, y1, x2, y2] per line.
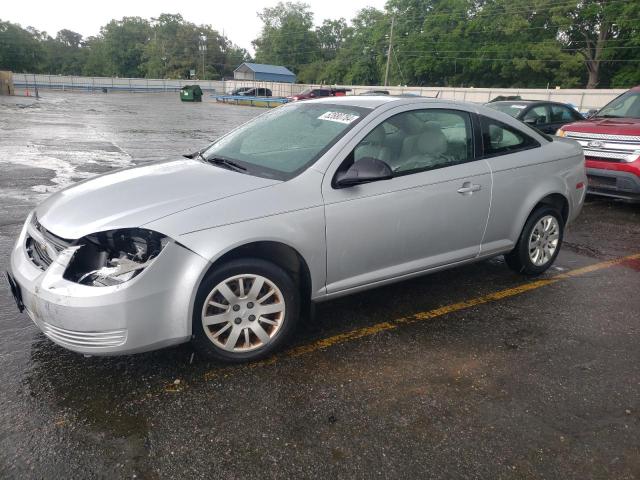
[64, 228, 170, 287]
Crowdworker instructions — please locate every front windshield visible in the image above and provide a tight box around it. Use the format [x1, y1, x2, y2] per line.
[202, 103, 369, 180]
[486, 103, 528, 118]
[596, 91, 640, 119]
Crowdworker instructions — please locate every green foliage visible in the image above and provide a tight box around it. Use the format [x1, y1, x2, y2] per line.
[551, 0, 640, 88]
[0, 21, 45, 72]
[0, 15, 248, 79]
[252, 0, 639, 88]
[252, 2, 320, 71]
[0, 0, 638, 87]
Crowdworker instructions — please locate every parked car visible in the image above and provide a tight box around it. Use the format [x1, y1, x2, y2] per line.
[358, 90, 390, 96]
[557, 85, 640, 201]
[230, 87, 253, 96]
[237, 87, 272, 97]
[485, 100, 584, 134]
[8, 97, 586, 362]
[288, 87, 350, 101]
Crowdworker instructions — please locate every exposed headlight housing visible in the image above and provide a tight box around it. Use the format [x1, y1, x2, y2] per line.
[556, 128, 567, 137]
[64, 228, 169, 287]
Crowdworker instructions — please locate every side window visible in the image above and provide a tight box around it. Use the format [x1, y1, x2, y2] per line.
[550, 104, 579, 122]
[349, 109, 474, 175]
[481, 116, 540, 157]
[522, 105, 548, 125]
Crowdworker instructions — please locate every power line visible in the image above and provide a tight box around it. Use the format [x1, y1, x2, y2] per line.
[246, 0, 635, 40]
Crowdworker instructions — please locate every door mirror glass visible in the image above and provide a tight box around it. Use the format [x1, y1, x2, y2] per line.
[335, 157, 393, 188]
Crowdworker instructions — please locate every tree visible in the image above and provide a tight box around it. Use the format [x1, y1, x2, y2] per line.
[337, 7, 388, 85]
[140, 14, 247, 79]
[100, 17, 151, 77]
[316, 18, 348, 60]
[552, 0, 640, 88]
[2, 3, 640, 87]
[253, 2, 319, 72]
[56, 29, 82, 48]
[0, 20, 44, 72]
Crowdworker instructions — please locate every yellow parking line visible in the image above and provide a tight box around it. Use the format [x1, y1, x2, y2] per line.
[202, 252, 640, 381]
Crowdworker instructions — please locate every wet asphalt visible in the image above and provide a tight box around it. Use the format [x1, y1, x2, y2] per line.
[0, 92, 639, 479]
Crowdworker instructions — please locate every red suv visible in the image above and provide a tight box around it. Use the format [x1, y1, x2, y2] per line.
[557, 86, 640, 201]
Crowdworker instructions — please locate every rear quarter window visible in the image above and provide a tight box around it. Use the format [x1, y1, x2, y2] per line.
[480, 116, 540, 157]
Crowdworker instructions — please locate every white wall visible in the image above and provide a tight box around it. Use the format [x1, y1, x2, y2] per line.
[12, 73, 626, 110]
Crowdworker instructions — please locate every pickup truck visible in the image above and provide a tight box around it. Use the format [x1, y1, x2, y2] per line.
[557, 85, 640, 201]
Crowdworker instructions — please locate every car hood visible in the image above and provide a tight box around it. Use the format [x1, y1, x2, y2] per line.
[563, 117, 640, 135]
[36, 159, 280, 240]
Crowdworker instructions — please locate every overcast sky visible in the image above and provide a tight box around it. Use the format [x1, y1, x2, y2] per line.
[3, 0, 388, 53]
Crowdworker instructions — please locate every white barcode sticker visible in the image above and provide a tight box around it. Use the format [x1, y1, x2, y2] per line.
[318, 111, 360, 124]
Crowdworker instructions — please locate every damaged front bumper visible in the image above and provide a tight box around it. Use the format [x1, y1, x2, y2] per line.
[9, 214, 209, 355]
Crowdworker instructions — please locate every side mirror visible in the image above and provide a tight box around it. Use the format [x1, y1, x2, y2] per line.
[524, 118, 537, 125]
[334, 157, 393, 188]
[183, 150, 200, 159]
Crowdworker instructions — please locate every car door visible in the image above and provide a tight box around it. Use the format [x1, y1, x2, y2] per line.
[477, 115, 546, 255]
[321, 106, 492, 294]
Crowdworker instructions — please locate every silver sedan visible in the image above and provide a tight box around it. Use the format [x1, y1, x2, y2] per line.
[8, 96, 587, 362]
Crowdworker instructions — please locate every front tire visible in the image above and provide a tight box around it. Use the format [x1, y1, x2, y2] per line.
[192, 258, 300, 362]
[505, 207, 564, 275]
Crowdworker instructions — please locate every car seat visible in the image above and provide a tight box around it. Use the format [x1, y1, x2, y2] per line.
[397, 125, 450, 171]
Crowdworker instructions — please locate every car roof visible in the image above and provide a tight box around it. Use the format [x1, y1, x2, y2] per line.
[302, 95, 447, 109]
[488, 100, 572, 107]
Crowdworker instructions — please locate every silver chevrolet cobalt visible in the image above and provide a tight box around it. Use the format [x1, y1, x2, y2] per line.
[8, 96, 586, 362]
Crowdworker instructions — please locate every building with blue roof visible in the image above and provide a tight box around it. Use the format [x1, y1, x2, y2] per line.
[233, 63, 296, 83]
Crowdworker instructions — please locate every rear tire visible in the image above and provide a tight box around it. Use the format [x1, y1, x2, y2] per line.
[505, 206, 564, 276]
[192, 258, 300, 363]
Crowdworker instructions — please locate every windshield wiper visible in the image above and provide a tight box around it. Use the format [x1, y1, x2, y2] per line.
[201, 153, 247, 172]
[595, 114, 622, 118]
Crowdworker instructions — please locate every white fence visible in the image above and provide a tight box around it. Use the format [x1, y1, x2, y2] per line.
[12, 74, 305, 98]
[12, 73, 626, 110]
[343, 85, 627, 111]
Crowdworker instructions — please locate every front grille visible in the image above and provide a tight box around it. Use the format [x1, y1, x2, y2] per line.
[40, 321, 127, 348]
[25, 216, 74, 270]
[565, 131, 640, 163]
[564, 131, 640, 142]
[26, 237, 54, 268]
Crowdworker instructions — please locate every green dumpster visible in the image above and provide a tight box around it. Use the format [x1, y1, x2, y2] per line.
[180, 85, 203, 102]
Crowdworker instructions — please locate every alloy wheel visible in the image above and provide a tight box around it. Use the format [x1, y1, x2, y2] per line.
[528, 215, 560, 266]
[201, 274, 286, 352]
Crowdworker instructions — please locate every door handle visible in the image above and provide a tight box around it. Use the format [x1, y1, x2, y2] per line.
[457, 182, 481, 195]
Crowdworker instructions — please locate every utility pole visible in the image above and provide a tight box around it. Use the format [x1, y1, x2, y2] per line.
[199, 35, 207, 80]
[384, 15, 395, 87]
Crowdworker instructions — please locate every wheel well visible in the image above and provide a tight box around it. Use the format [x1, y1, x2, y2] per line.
[534, 193, 569, 225]
[206, 241, 313, 315]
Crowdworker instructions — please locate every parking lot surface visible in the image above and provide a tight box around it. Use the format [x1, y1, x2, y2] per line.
[1, 92, 639, 479]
